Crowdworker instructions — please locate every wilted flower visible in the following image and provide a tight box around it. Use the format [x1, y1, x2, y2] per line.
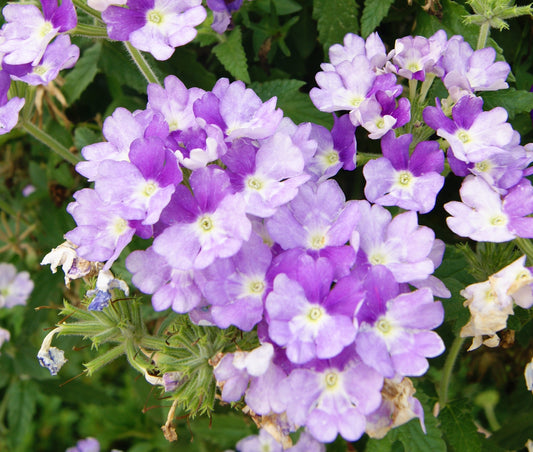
[37, 327, 67, 376]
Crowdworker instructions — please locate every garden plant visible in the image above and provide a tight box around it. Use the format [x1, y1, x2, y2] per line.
[1, 0, 533, 451]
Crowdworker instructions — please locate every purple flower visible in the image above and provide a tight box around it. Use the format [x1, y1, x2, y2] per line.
[265, 255, 362, 364]
[194, 78, 283, 142]
[363, 131, 444, 213]
[236, 428, 283, 452]
[126, 246, 202, 313]
[445, 175, 533, 242]
[0, 0, 76, 66]
[207, 0, 244, 33]
[0, 263, 33, 308]
[222, 130, 310, 217]
[355, 267, 445, 378]
[66, 437, 100, 452]
[280, 355, 384, 443]
[65, 188, 142, 266]
[441, 35, 510, 100]
[152, 166, 251, 270]
[102, 0, 207, 61]
[4, 34, 79, 85]
[353, 201, 436, 283]
[0, 71, 25, 136]
[266, 179, 359, 252]
[423, 96, 515, 164]
[199, 233, 271, 331]
[388, 30, 447, 80]
[94, 136, 181, 225]
[327, 32, 387, 70]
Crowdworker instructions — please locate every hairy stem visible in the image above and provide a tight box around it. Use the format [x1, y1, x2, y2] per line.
[22, 122, 80, 165]
[124, 42, 161, 86]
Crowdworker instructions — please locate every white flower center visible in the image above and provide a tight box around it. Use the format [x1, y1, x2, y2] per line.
[350, 96, 365, 108]
[38, 21, 54, 38]
[369, 252, 387, 265]
[474, 160, 491, 173]
[248, 279, 265, 295]
[309, 233, 327, 250]
[307, 305, 324, 322]
[142, 181, 158, 197]
[112, 218, 128, 236]
[376, 317, 393, 334]
[489, 214, 507, 227]
[325, 371, 339, 389]
[146, 9, 164, 25]
[246, 176, 263, 191]
[396, 170, 413, 187]
[198, 215, 214, 232]
[456, 130, 471, 144]
[34, 65, 48, 76]
[321, 150, 339, 167]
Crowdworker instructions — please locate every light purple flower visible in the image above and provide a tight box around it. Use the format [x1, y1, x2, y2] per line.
[66, 437, 100, 452]
[355, 267, 445, 378]
[7, 34, 79, 85]
[0, 0, 76, 66]
[353, 201, 436, 283]
[153, 166, 251, 270]
[94, 136, 181, 225]
[267, 179, 359, 252]
[326, 32, 387, 70]
[0, 263, 33, 308]
[441, 35, 510, 100]
[445, 175, 533, 242]
[236, 429, 282, 452]
[280, 355, 383, 443]
[207, 0, 244, 34]
[102, 0, 207, 61]
[199, 233, 271, 331]
[194, 78, 283, 142]
[265, 255, 362, 364]
[0, 327, 10, 351]
[126, 246, 202, 313]
[423, 95, 514, 164]
[388, 30, 447, 80]
[65, 188, 143, 266]
[0, 71, 24, 136]
[363, 131, 444, 213]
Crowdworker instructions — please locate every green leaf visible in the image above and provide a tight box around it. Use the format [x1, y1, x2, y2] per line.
[73, 126, 101, 151]
[440, 0, 479, 49]
[213, 27, 250, 83]
[360, 0, 394, 38]
[190, 414, 254, 449]
[7, 380, 37, 452]
[313, 0, 359, 53]
[395, 415, 447, 452]
[99, 41, 147, 94]
[250, 79, 333, 127]
[481, 88, 533, 119]
[439, 400, 482, 452]
[62, 42, 102, 105]
[253, 0, 303, 15]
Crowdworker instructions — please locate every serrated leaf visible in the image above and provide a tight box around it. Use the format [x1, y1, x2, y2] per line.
[250, 79, 333, 127]
[62, 42, 102, 105]
[396, 415, 447, 452]
[7, 380, 37, 452]
[439, 400, 482, 452]
[213, 27, 250, 83]
[313, 0, 359, 53]
[361, 0, 394, 38]
[481, 88, 533, 119]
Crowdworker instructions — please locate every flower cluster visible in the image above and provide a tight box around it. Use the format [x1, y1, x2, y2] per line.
[51, 62, 453, 444]
[0, 0, 79, 133]
[311, 31, 533, 238]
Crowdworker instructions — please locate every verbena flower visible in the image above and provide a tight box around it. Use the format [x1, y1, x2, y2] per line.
[102, 0, 206, 61]
[0, 71, 24, 136]
[0, 262, 33, 308]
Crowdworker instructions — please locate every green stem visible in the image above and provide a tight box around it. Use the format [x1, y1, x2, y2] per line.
[70, 23, 109, 38]
[408, 79, 418, 105]
[418, 73, 436, 105]
[84, 344, 125, 376]
[72, 0, 103, 22]
[439, 336, 466, 409]
[477, 21, 491, 50]
[22, 122, 81, 165]
[124, 42, 161, 86]
[515, 238, 533, 263]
